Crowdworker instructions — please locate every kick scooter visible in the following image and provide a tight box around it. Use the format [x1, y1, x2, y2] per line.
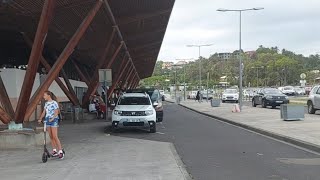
[41, 120, 65, 163]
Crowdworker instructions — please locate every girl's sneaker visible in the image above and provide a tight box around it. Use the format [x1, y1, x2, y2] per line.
[58, 151, 65, 159]
[51, 151, 58, 157]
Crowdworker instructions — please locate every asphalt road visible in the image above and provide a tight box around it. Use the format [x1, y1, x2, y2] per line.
[107, 102, 320, 180]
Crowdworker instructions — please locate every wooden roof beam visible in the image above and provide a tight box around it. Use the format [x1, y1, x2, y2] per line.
[116, 9, 171, 26]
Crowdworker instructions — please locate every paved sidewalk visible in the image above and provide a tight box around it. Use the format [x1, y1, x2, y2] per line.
[167, 95, 320, 152]
[0, 120, 190, 180]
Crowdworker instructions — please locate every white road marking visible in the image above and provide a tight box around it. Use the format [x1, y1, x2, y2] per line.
[156, 132, 165, 135]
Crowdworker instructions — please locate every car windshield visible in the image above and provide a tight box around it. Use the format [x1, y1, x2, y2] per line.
[224, 89, 238, 94]
[118, 97, 150, 105]
[284, 87, 293, 90]
[127, 89, 159, 102]
[264, 89, 282, 94]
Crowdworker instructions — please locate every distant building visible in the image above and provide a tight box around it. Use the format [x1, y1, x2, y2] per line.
[162, 62, 174, 69]
[218, 53, 232, 60]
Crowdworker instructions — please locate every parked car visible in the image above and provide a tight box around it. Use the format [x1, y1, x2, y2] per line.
[243, 89, 254, 98]
[201, 90, 214, 100]
[294, 86, 306, 95]
[307, 85, 320, 114]
[112, 93, 156, 133]
[252, 88, 289, 108]
[187, 91, 197, 99]
[222, 89, 239, 103]
[279, 86, 295, 96]
[126, 88, 163, 122]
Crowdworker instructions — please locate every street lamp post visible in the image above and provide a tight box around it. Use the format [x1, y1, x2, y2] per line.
[186, 44, 213, 99]
[217, 7, 264, 110]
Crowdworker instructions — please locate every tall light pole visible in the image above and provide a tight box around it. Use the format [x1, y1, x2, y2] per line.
[217, 7, 264, 110]
[186, 44, 213, 96]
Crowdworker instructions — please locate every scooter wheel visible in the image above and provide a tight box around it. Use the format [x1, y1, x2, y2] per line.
[42, 152, 48, 163]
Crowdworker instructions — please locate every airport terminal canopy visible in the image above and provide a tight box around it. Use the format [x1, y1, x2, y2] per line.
[0, 0, 175, 124]
[0, 0, 174, 78]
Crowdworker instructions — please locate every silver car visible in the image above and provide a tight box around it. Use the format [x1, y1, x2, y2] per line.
[307, 85, 320, 114]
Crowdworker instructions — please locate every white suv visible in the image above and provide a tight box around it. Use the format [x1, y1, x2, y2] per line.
[112, 93, 157, 133]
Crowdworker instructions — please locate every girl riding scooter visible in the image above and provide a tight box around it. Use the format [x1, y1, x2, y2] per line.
[38, 91, 65, 159]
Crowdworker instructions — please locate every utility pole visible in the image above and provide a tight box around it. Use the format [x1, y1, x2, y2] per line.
[218, 7, 264, 111]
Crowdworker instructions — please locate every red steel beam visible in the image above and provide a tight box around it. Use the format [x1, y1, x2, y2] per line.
[24, 0, 103, 121]
[0, 74, 14, 119]
[22, 33, 80, 106]
[82, 42, 124, 106]
[0, 107, 11, 124]
[108, 58, 130, 99]
[15, 0, 56, 123]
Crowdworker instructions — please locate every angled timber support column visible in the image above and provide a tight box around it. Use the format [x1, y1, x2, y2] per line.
[120, 65, 133, 89]
[0, 107, 11, 124]
[23, 0, 103, 121]
[108, 58, 130, 99]
[60, 69, 80, 105]
[23, 33, 80, 106]
[14, 0, 56, 123]
[0, 73, 14, 119]
[79, 28, 116, 108]
[82, 41, 124, 106]
[126, 69, 135, 89]
[132, 75, 140, 88]
[72, 60, 90, 86]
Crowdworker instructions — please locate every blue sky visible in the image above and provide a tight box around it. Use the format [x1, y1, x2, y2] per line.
[158, 0, 320, 61]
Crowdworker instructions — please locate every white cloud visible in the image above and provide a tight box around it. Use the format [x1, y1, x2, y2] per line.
[158, 0, 320, 61]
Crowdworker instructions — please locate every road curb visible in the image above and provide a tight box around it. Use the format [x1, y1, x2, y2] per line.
[178, 103, 320, 154]
[169, 143, 194, 180]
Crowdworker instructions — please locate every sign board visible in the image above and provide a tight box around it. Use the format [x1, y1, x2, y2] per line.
[300, 73, 306, 80]
[99, 69, 112, 86]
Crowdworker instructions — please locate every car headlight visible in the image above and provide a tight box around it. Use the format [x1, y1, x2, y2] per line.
[234, 94, 239, 98]
[222, 95, 226, 98]
[145, 110, 154, 115]
[114, 110, 122, 115]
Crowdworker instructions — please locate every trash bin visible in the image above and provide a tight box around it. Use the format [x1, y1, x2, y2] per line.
[211, 99, 221, 107]
[73, 106, 84, 123]
[280, 104, 304, 121]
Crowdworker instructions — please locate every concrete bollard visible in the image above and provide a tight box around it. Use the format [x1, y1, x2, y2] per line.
[232, 104, 241, 113]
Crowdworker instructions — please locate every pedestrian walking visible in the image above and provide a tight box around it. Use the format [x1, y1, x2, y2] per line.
[196, 90, 201, 103]
[38, 91, 65, 159]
